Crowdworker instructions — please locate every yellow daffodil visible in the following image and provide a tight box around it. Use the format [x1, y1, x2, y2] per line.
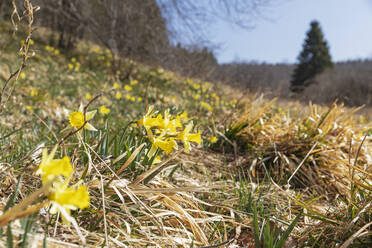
[176, 122, 201, 153]
[54, 49, 60, 55]
[69, 105, 97, 131]
[30, 89, 38, 97]
[137, 97, 143, 102]
[124, 85, 132, 91]
[130, 80, 138, 86]
[75, 62, 80, 72]
[36, 145, 73, 184]
[159, 110, 182, 133]
[113, 82, 120, 89]
[71, 57, 76, 63]
[99, 105, 110, 115]
[85, 93, 92, 100]
[19, 73, 25, 79]
[148, 134, 178, 157]
[137, 106, 163, 131]
[201, 101, 213, 112]
[193, 94, 200, 100]
[115, 92, 122, 99]
[26, 105, 34, 111]
[68, 64, 74, 70]
[49, 179, 90, 225]
[209, 136, 218, 143]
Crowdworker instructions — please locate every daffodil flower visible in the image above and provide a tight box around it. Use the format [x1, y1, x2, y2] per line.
[115, 92, 122, 99]
[124, 85, 132, 91]
[36, 145, 73, 184]
[137, 106, 163, 131]
[99, 105, 110, 115]
[209, 136, 218, 143]
[158, 110, 182, 133]
[49, 178, 90, 225]
[146, 127, 178, 157]
[176, 122, 201, 153]
[148, 136, 178, 157]
[69, 104, 97, 131]
[85, 93, 92, 100]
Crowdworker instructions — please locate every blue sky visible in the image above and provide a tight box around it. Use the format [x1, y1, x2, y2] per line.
[208, 0, 372, 64]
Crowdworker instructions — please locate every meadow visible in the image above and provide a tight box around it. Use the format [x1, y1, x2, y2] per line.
[0, 11, 371, 248]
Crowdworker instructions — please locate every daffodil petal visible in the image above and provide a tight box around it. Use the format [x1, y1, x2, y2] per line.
[84, 123, 97, 131]
[85, 110, 97, 120]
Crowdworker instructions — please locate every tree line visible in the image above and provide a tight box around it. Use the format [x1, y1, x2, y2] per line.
[0, 0, 273, 79]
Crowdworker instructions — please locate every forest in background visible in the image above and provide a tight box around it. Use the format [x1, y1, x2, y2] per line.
[2, 0, 372, 108]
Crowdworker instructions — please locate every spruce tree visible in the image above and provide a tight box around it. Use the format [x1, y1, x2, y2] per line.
[290, 20, 333, 92]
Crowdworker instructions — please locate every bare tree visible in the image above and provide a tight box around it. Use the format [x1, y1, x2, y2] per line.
[157, 0, 275, 44]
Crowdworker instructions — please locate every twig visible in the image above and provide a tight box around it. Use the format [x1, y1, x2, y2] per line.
[287, 141, 318, 185]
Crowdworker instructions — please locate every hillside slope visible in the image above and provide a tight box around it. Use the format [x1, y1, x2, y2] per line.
[0, 21, 372, 247]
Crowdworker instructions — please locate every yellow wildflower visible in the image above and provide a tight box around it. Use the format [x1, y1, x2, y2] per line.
[26, 105, 34, 111]
[209, 136, 218, 143]
[137, 97, 143, 102]
[71, 57, 76, 63]
[85, 93, 92, 100]
[193, 94, 200, 100]
[49, 179, 90, 225]
[68, 64, 74, 70]
[69, 105, 97, 131]
[36, 145, 73, 184]
[201, 101, 213, 112]
[126, 94, 131, 100]
[130, 80, 138, 85]
[159, 110, 182, 133]
[54, 49, 60, 55]
[19, 73, 25, 79]
[124, 85, 132, 91]
[113, 82, 120, 89]
[75, 62, 80, 72]
[30, 89, 38, 97]
[130, 96, 135, 102]
[176, 122, 201, 153]
[148, 135, 178, 157]
[99, 105, 110, 115]
[137, 106, 163, 131]
[115, 92, 122, 99]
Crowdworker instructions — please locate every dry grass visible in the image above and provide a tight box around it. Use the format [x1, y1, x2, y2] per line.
[0, 2, 371, 247]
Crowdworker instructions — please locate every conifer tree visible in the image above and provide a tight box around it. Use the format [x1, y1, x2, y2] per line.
[290, 20, 333, 92]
